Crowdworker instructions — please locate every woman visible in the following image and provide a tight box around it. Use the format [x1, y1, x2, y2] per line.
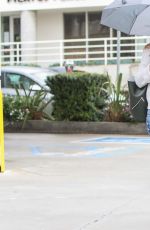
[135, 44, 150, 134]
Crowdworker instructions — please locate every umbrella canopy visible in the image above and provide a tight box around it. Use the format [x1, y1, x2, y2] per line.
[101, 0, 150, 36]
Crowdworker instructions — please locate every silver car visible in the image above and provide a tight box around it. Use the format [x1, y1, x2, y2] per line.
[0, 66, 64, 95]
[0, 66, 65, 115]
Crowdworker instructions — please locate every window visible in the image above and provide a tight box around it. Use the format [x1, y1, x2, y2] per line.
[2, 17, 10, 43]
[1, 17, 10, 63]
[112, 29, 135, 60]
[63, 12, 110, 61]
[4, 73, 40, 90]
[64, 13, 86, 60]
[64, 12, 110, 39]
[89, 12, 110, 38]
[13, 18, 21, 42]
[88, 12, 110, 60]
[1, 72, 4, 88]
[64, 13, 85, 39]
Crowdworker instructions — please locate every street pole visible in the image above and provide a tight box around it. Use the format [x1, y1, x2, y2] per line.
[0, 12, 5, 172]
[0, 12, 1, 88]
[117, 30, 121, 78]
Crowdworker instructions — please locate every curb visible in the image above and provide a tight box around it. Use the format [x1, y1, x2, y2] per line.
[4, 121, 147, 135]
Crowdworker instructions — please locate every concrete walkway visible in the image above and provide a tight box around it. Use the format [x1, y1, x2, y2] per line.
[1, 133, 150, 230]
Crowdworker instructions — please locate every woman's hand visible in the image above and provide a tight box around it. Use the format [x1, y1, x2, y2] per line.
[141, 44, 150, 66]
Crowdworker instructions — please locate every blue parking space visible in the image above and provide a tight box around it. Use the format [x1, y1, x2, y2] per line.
[83, 136, 150, 144]
[20, 135, 150, 160]
[29, 145, 144, 158]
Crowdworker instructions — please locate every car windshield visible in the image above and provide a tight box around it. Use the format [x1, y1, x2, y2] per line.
[31, 71, 55, 86]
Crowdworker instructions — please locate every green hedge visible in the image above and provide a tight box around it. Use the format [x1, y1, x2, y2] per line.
[46, 72, 108, 121]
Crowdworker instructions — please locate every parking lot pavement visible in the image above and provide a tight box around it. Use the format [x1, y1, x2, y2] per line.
[1, 133, 150, 230]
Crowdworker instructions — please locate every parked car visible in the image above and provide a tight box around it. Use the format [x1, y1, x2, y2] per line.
[0, 66, 65, 115]
[0, 66, 65, 95]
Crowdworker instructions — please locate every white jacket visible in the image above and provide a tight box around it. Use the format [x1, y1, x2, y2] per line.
[134, 49, 150, 109]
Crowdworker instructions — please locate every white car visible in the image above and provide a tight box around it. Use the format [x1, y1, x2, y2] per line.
[0, 65, 65, 95]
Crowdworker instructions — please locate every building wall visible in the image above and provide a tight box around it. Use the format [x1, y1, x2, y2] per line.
[36, 11, 64, 65]
[37, 11, 63, 41]
[21, 11, 37, 63]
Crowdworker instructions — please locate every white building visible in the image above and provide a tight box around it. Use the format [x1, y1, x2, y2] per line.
[1, 0, 149, 78]
[1, 0, 112, 43]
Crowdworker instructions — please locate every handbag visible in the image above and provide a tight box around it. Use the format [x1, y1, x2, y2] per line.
[128, 80, 148, 122]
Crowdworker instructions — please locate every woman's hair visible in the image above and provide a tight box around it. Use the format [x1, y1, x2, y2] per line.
[144, 43, 150, 50]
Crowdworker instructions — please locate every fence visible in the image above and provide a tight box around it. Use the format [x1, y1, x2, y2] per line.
[0, 36, 149, 67]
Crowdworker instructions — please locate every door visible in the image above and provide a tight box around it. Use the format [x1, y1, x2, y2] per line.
[1, 16, 21, 65]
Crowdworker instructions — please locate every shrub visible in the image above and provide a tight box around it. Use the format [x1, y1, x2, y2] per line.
[3, 95, 26, 122]
[46, 72, 108, 121]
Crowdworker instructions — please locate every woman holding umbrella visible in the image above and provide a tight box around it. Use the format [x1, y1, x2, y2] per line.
[101, 0, 150, 134]
[134, 43, 150, 134]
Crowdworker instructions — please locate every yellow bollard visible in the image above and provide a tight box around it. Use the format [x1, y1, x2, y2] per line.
[0, 90, 5, 172]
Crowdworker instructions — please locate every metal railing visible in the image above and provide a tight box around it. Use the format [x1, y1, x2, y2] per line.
[0, 36, 149, 66]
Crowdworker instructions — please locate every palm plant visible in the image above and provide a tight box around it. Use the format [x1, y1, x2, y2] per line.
[15, 86, 53, 127]
[105, 73, 130, 121]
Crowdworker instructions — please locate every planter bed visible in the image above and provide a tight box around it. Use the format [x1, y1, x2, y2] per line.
[4, 120, 147, 135]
